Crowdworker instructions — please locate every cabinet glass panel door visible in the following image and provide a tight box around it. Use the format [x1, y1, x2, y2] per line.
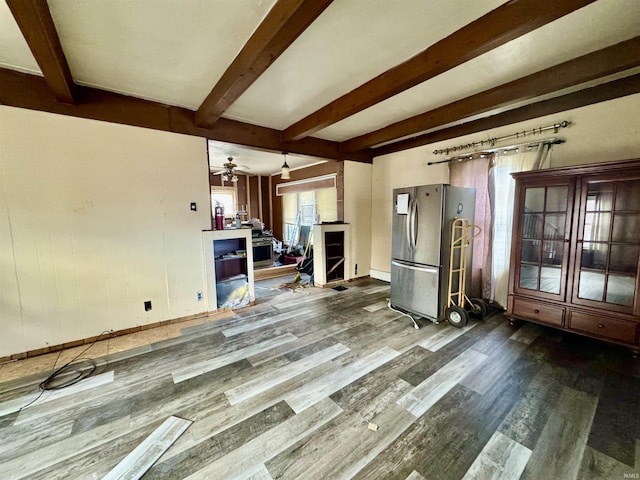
[518, 185, 569, 295]
[575, 180, 640, 310]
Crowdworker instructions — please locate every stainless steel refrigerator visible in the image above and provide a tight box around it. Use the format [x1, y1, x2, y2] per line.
[391, 184, 475, 322]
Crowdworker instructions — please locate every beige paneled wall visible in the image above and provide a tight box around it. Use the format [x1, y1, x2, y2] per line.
[343, 161, 372, 278]
[544, 94, 640, 168]
[369, 150, 449, 280]
[370, 93, 640, 280]
[316, 187, 338, 223]
[0, 106, 211, 357]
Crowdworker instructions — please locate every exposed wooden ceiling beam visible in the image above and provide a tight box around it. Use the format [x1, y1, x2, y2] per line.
[0, 68, 371, 163]
[371, 73, 640, 157]
[195, 0, 333, 129]
[342, 36, 640, 152]
[6, 0, 76, 104]
[282, 0, 596, 142]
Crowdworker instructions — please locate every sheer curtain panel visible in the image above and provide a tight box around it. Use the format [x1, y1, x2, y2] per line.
[489, 144, 552, 307]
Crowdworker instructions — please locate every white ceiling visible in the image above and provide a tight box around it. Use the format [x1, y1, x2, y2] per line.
[320, 0, 640, 143]
[222, 0, 505, 130]
[0, 1, 39, 74]
[48, 0, 277, 108]
[1, 0, 639, 174]
[207, 140, 327, 176]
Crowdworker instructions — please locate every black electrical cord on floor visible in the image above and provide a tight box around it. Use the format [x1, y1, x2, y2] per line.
[17, 330, 114, 413]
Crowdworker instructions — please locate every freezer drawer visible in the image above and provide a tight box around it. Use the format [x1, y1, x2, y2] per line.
[390, 260, 440, 320]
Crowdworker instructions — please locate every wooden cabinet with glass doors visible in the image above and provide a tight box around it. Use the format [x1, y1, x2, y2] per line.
[507, 159, 640, 355]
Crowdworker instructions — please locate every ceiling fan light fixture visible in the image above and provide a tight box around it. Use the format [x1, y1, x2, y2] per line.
[281, 152, 290, 180]
[219, 156, 242, 183]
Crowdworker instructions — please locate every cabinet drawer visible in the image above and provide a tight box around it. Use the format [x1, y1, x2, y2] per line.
[569, 311, 638, 344]
[512, 298, 564, 327]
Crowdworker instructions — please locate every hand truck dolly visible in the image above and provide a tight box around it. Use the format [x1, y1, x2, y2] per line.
[444, 218, 488, 328]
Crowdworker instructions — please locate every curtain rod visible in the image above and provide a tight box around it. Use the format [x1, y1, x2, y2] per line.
[427, 137, 564, 166]
[431, 120, 570, 157]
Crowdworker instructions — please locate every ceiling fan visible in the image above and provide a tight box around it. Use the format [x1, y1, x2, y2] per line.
[210, 156, 250, 183]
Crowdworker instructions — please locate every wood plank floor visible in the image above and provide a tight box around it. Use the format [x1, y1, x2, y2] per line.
[1, 277, 639, 479]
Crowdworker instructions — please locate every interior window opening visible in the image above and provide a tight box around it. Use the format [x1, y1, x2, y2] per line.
[211, 186, 238, 219]
[282, 187, 337, 247]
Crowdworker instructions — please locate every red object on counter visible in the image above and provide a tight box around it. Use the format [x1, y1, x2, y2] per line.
[215, 205, 224, 230]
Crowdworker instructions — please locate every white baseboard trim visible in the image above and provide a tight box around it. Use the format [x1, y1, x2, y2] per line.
[370, 269, 390, 283]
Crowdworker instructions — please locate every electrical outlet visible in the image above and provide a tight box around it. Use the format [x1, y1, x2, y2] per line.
[197, 291, 203, 301]
[190, 202, 197, 211]
[144, 300, 152, 311]
[355, 263, 358, 275]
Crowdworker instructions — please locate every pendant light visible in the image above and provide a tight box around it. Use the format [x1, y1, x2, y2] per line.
[281, 152, 291, 180]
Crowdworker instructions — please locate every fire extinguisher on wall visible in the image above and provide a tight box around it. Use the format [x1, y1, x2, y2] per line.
[215, 204, 224, 230]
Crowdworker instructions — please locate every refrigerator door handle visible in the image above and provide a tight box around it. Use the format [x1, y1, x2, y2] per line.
[405, 198, 413, 250]
[411, 198, 419, 250]
[408, 198, 418, 250]
[392, 260, 438, 274]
